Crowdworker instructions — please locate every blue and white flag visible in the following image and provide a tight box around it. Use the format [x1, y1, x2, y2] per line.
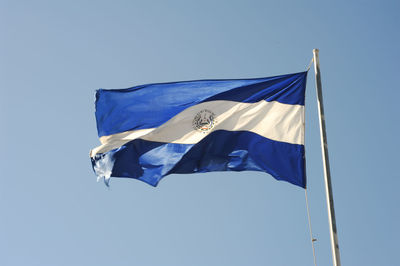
[90, 72, 307, 188]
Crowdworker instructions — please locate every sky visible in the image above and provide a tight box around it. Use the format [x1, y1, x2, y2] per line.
[1, 0, 400, 265]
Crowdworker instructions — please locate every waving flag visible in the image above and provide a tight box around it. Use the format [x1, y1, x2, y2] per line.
[90, 72, 307, 188]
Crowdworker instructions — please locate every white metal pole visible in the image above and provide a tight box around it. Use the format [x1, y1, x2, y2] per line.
[312, 49, 341, 266]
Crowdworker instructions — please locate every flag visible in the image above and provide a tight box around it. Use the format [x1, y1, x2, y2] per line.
[90, 72, 307, 188]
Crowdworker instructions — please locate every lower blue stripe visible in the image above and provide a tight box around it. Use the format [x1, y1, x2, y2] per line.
[91, 130, 306, 188]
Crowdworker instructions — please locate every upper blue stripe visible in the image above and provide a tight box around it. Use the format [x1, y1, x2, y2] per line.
[95, 72, 307, 137]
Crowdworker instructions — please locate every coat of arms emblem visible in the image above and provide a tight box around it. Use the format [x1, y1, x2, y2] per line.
[192, 109, 216, 132]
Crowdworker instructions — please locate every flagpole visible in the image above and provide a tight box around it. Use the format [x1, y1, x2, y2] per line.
[312, 49, 341, 266]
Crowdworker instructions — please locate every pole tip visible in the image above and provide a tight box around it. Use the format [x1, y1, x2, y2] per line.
[313, 48, 319, 53]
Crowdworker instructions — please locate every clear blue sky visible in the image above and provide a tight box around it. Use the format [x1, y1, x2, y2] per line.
[1, 0, 399, 265]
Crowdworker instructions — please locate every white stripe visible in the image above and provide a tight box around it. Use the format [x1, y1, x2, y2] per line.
[91, 100, 304, 157]
[99, 128, 155, 144]
[90, 128, 155, 157]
